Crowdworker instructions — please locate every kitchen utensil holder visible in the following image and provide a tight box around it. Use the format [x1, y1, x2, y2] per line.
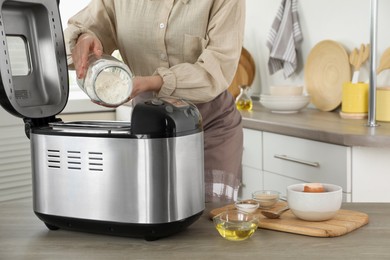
[376, 87, 390, 122]
[342, 82, 369, 114]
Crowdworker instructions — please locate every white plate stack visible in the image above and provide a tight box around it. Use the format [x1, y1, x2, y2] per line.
[260, 86, 310, 114]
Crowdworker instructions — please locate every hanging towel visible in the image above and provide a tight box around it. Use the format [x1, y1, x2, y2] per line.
[267, 0, 303, 78]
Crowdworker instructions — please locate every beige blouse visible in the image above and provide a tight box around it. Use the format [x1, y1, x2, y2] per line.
[64, 0, 245, 103]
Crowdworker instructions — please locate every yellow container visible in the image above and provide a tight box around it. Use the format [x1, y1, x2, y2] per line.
[376, 87, 390, 122]
[341, 82, 369, 113]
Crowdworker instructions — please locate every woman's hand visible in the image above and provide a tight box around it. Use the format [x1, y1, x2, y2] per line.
[72, 33, 103, 79]
[71, 34, 164, 102]
[130, 75, 163, 99]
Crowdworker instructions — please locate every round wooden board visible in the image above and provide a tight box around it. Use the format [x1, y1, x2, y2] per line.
[228, 47, 256, 98]
[241, 47, 256, 84]
[304, 40, 351, 111]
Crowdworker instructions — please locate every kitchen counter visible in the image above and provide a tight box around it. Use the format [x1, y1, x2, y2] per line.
[1, 199, 389, 259]
[241, 104, 390, 147]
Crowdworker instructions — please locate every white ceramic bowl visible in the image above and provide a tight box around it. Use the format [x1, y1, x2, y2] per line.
[287, 183, 342, 221]
[260, 94, 310, 101]
[270, 85, 303, 96]
[260, 95, 310, 113]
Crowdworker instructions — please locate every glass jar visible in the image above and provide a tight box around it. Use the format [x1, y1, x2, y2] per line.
[77, 54, 133, 107]
[235, 85, 253, 111]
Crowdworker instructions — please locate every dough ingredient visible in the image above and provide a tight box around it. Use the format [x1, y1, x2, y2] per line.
[94, 71, 131, 105]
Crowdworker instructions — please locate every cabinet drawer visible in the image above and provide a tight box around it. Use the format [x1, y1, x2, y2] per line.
[263, 171, 308, 197]
[239, 166, 263, 200]
[243, 128, 262, 169]
[263, 132, 351, 192]
[352, 146, 390, 202]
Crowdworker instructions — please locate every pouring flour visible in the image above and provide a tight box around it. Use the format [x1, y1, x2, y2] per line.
[77, 54, 133, 107]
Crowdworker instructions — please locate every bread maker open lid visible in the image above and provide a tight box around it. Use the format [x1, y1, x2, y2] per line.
[0, 0, 68, 119]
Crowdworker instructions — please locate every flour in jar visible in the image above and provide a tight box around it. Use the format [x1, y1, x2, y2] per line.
[94, 71, 131, 105]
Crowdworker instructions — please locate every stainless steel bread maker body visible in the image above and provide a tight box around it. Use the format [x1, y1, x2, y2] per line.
[0, 0, 204, 240]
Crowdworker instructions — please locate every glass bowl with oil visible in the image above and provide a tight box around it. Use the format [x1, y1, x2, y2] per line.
[213, 210, 259, 241]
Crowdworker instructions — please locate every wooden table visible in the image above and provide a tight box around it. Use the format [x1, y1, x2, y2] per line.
[1, 199, 389, 259]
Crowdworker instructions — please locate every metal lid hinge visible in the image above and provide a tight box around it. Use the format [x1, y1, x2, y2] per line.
[23, 116, 62, 139]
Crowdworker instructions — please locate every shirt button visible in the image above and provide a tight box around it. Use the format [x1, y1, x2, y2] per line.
[159, 23, 165, 29]
[160, 53, 167, 61]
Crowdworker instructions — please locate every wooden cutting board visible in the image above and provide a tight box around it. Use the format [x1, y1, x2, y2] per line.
[209, 201, 369, 237]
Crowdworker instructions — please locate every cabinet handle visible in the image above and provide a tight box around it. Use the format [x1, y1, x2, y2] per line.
[274, 154, 320, 168]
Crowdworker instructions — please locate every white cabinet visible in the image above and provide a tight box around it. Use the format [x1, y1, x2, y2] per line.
[263, 172, 303, 198]
[241, 166, 263, 199]
[241, 128, 390, 202]
[0, 108, 32, 202]
[239, 128, 263, 199]
[242, 128, 263, 169]
[352, 146, 390, 202]
[241, 130, 352, 202]
[263, 132, 352, 201]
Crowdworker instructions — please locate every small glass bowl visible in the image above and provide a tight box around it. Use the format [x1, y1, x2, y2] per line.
[235, 200, 259, 213]
[213, 210, 259, 241]
[252, 190, 280, 208]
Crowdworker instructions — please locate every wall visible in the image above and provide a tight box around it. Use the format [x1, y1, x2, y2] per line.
[59, 0, 91, 95]
[59, 0, 90, 29]
[59, 0, 390, 97]
[245, 0, 390, 96]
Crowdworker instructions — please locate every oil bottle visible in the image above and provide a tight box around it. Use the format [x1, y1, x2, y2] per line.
[235, 85, 253, 111]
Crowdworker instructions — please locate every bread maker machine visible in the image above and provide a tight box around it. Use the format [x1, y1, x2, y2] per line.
[0, 0, 205, 240]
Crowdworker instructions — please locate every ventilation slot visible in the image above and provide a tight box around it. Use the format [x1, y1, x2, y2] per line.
[67, 151, 81, 171]
[88, 152, 103, 172]
[47, 149, 61, 169]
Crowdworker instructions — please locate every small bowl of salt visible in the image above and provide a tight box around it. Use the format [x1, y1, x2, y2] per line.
[234, 200, 259, 213]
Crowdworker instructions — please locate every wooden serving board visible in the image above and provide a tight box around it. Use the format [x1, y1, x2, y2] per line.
[209, 201, 369, 237]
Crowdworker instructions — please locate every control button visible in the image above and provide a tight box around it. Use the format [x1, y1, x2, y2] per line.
[165, 105, 174, 113]
[151, 99, 163, 106]
[189, 108, 197, 117]
[184, 109, 189, 118]
[159, 23, 165, 29]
